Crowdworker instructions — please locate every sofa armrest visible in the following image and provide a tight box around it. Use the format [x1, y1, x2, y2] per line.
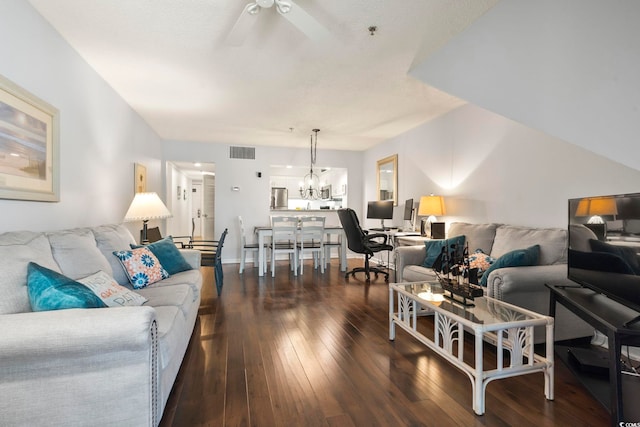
[486, 264, 593, 342]
[394, 245, 426, 282]
[180, 248, 202, 270]
[0, 307, 159, 426]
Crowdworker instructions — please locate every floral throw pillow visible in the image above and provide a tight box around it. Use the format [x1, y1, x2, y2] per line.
[468, 249, 495, 276]
[113, 247, 169, 289]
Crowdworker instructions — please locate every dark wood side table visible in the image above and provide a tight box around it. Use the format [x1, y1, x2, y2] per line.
[546, 284, 640, 426]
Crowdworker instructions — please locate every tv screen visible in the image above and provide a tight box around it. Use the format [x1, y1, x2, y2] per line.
[403, 198, 414, 221]
[568, 192, 640, 318]
[367, 200, 394, 219]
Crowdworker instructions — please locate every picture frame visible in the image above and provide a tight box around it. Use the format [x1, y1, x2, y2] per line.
[134, 163, 147, 193]
[177, 185, 181, 200]
[0, 74, 59, 202]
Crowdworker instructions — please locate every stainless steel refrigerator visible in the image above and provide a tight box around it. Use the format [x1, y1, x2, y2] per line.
[270, 187, 288, 210]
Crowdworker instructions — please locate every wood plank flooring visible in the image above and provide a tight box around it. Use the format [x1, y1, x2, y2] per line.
[159, 259, 610, 426]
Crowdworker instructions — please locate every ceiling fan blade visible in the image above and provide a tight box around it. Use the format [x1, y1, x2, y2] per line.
[278, 1, 332, 41]
[225, 3, 260, 46]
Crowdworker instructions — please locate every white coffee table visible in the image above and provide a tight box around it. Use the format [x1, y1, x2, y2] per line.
[389, 281, 554, 415]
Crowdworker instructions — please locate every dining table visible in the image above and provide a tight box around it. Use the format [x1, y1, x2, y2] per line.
[254, 225, 347, 277]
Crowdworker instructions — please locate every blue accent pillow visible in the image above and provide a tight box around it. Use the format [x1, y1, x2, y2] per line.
[131, 236, 192, 275]
[422, 235, 466, 268]
[27, 262, 106, 311]
[480, 245, 540, 287]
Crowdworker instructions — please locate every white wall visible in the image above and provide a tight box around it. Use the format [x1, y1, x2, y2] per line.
[0, 0, 163, 236]
[410, 0, 640, 171]
[162, 140, 363, 263]
[364, 104, 640, 231]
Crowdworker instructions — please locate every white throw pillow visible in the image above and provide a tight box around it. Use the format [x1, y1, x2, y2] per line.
[77, 271, 148, 307]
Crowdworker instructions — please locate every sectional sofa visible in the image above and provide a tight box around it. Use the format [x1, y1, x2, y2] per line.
[395, 222, 593, 342]
[0, 224, 202, 426]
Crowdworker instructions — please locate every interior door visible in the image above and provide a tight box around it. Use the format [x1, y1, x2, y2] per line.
[202, 174, 215, 240]
[191, 181, 202, 238]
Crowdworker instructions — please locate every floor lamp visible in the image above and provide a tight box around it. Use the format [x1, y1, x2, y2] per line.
[124, 192, 172, 243]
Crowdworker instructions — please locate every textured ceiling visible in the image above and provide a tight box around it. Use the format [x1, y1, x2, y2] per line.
[27, 0, 498, 151]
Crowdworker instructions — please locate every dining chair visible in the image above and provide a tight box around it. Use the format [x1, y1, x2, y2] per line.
[189, 228, 228, 296]
[269, 216, 298, 277]
[297, 216, 325, 274]
[238, 215, 264, 274]
[323, 230, 342, 268]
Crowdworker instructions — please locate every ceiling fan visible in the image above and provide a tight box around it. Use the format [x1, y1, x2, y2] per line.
[226, 0, 331, 46]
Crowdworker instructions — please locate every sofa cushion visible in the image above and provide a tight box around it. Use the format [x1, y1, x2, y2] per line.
[448, 223, 499, 254]
[136, 284, 194, 319]
[92, 224, 137, 286]
[402, 264, 438, 282]
[480, 245, 540, 287]
[149, 269, 202, 302]
[114, 247, 170, 289]
[77, 270, 148, 307]
[47, 228, 113, 279]
[131, 236, 192, 275]
[0, 232, 61, 314]
[422, 235, 465, 269]
[491, 225, 566, 265]
[27, 262, 106, 311]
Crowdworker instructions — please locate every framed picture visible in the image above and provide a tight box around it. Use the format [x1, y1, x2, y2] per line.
[134, 163, 147, 193]
[177, 185, 181, 200]
[0, 74, 59, 202]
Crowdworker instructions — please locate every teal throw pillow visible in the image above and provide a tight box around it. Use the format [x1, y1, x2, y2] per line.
[131, 236, 192, 275]
[422, 235, 466, 269]
[27, 262, 106, 311]
[480, 245, 540, 287]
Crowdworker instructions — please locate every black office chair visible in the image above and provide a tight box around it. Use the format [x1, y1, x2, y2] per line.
[337, 208, 393, 283]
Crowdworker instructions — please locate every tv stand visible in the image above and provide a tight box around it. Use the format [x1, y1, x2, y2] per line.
[547, 284, 640, 425]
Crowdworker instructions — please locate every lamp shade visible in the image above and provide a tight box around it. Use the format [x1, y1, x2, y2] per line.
[124, 192, 172, 221]
[575, 197, 618, 217]
[418, 195, 446, 216]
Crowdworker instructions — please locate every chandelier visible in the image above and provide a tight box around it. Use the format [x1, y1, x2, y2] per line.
[299, 129, 321, 200]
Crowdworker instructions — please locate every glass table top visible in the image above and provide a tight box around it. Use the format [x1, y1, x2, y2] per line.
[392, 281, 543, 325]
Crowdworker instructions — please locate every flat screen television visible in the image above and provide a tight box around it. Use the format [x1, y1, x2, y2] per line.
[568, 192, 640, 321]
[367, 200, 394, 230]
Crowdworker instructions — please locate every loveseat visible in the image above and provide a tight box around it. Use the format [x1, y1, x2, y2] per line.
[0, 224, 202, 426]
[395, 222, 593, 342]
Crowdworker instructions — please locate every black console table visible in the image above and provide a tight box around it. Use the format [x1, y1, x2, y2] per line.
[546, 284, 640, 426]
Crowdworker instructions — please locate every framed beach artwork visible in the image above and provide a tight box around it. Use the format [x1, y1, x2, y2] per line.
[0, 74, 59, 202]
[134, 163, 147, 193]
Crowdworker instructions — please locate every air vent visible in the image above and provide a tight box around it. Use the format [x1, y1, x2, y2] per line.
[230, 146, 255, 160]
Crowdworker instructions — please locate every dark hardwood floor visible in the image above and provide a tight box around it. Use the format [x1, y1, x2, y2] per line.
[160, 259, 609, 426]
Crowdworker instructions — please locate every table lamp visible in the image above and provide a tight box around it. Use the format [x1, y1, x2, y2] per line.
[124, 192, 172, 243]
[418, 195, 445, 238]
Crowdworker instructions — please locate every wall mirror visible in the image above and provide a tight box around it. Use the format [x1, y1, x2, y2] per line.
[377, 154, 397, 206]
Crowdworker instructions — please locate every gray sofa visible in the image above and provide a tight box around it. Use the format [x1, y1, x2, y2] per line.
[395, 222, 593, 342]
[0, 224, 202, 426]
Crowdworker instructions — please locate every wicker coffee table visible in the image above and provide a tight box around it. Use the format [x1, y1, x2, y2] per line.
[389, 281, 554, 415]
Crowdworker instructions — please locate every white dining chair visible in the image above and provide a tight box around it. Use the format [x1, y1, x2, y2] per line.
[238, 216, 265, 274]
[269, 216, 298, 277]
[297, 216, 325, 274]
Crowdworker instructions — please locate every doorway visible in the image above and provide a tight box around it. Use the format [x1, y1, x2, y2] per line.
[166, 161, 215, 240]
